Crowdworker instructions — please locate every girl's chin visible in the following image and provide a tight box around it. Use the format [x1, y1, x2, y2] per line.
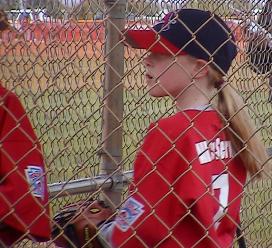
[148, 89, 166, 97]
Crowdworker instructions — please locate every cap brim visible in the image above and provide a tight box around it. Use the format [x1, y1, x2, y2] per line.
[124, 29, 186, 55]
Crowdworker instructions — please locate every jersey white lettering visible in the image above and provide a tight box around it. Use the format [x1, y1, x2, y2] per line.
[195, 141, 211, 164]
[195, 138, 233, 164]
[212, 174, 229, 229]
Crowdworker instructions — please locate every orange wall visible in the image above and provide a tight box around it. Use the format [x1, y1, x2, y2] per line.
[0, 20, 246, 59]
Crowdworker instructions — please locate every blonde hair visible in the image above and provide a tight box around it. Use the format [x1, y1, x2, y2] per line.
[209, 68, 269, 178]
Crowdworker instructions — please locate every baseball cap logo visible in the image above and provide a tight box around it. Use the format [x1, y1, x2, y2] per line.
[159, 12, 177, 31]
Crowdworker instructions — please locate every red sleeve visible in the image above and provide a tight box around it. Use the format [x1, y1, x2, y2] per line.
[0, 88, 51, 241]
[110, 122, 202, 247]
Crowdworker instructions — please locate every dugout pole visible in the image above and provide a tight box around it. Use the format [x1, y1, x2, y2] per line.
[99, 0, 126, 208]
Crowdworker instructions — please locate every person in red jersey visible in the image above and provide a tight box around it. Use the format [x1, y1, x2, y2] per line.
[0, 10, 51, 247]
[98, 8, 269, 248]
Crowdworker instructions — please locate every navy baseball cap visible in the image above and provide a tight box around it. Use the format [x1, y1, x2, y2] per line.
[124, 8, 237, 74]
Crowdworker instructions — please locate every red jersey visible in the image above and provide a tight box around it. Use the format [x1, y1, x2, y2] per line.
[109, 109, 247, 248]
[0, 85, 51, 245]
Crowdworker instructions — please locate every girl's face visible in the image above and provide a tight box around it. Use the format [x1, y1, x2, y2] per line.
[143, 52, 196, 97]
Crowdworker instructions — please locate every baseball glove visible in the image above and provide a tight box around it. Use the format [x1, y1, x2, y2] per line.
[52, 199, 114, 248]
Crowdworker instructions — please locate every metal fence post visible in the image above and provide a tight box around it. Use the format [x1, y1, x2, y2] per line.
[100, 0, 126, 207]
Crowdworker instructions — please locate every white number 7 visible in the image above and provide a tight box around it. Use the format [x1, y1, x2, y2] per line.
[212, 173, 229, 229]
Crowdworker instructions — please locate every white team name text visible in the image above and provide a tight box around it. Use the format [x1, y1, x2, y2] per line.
[195, 138, 233, 164]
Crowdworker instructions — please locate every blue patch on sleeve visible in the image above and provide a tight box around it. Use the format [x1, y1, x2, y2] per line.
[25, 165, 45, 199]
[115, 197, 144, 232]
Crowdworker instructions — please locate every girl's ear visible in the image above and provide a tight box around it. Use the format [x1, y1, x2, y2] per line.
[192, 59, 209, 79]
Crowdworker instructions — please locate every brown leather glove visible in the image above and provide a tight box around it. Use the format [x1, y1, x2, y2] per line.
[52, 199, 114, 248]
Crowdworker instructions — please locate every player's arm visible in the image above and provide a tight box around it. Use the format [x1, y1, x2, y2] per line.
[0, 91, 39, 216]
[0, 91, 45, 172]
[0, 90, 50, 240]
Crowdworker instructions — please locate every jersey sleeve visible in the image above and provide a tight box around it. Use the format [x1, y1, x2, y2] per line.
[109, 121, 204, 247]
[0, 90, 51, 241]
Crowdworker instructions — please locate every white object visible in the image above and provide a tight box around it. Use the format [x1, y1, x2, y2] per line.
[244, 19, 272, 47]
[58, 0, 84, 8]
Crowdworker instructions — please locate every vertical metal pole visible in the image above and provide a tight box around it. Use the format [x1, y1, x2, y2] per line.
[100, 0, 126, 207]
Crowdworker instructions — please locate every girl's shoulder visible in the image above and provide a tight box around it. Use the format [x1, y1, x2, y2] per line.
[152, 112, 193, 139]
[157, 110, 219, 128]
[153, 110, 221, 138]
[157, 112, 190, 128]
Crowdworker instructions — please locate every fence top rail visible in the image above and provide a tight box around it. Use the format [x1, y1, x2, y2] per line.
[49, 170, 134, 198]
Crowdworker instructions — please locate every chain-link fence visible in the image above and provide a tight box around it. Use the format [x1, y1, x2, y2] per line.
[0, 0, 271, 247]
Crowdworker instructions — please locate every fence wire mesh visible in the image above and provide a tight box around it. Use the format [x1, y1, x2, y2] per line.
[0, 0, 271, 247]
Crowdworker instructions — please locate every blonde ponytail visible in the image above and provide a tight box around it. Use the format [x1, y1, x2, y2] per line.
[209, 68, 269, 178]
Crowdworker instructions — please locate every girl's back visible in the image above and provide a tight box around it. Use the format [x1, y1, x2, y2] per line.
[111, 109, 247, 248]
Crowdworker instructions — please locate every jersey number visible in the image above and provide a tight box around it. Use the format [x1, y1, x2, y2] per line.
[212, 173, 229, 229]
